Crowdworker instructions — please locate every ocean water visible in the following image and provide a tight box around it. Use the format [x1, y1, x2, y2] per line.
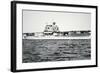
[22, 39, 91, 63]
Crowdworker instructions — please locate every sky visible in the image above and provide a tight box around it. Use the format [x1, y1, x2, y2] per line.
[23, 10, 91, 33]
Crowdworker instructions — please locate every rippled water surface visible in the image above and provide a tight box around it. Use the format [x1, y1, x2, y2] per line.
[22, 39, 91, 63]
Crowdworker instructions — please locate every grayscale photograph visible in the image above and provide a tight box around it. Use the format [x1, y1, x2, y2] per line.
[22, 10, 91, 63]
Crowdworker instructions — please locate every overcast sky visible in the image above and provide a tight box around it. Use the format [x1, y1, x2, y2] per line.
[23, 10, 91, 33]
